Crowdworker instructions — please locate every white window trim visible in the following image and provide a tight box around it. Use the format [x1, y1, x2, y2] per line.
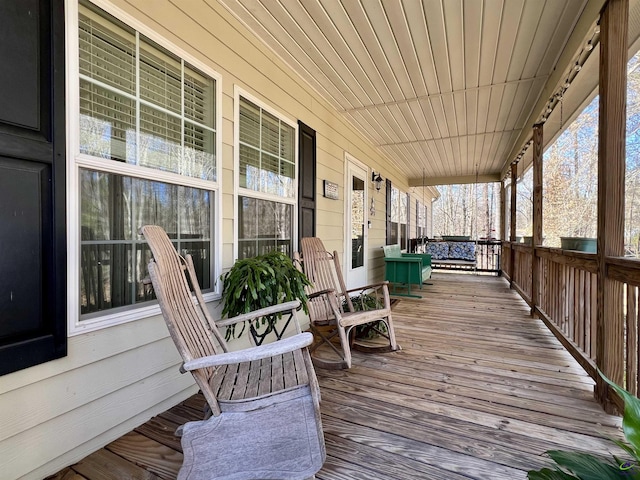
[66, 0, 223, 336]
[233, 86, 299, 261]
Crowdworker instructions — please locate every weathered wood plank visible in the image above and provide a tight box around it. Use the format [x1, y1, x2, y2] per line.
[322, 416, 526, 480]
[71, 448, 160, 480]
[535, 248, 598, 273]
[318, 373, 620, 441]
[105, 432, 182, 479]
[45, 467, 89, 480]
[322, 431, 473, 480]
[134, 415, 182, 452]
[322, 396, 555, 466]
[106, 431, 182, 480]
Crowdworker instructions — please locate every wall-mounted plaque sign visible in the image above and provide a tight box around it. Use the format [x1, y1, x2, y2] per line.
[323, 180, 339, 200]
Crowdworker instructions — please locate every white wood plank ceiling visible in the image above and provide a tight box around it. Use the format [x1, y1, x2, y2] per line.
[218, 0, 591, 184]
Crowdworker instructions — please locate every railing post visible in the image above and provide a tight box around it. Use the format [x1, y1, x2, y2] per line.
[532, 124, 543, 314]
[596, 0, 628, 412]
[509, 162, 518, 288]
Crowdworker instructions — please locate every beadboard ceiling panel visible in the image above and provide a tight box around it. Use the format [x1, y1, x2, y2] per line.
[218, 0, 593, 184]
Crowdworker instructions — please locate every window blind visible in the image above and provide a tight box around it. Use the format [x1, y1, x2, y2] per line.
[78, 2, 216, 181]
[238, 96, 295, 197]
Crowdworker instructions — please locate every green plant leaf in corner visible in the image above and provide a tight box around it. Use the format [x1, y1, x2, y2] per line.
[600, 370, 640, 457]
[528, 468, 577, 480]
[546, 450, 623, 479]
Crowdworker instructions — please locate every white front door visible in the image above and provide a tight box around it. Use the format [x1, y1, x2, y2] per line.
[345, 160, 368, 289]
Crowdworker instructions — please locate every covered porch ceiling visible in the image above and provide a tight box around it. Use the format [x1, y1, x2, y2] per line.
[216, 0, 640, 185]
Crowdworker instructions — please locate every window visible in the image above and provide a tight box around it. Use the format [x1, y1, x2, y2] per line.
[417, 201, 427, 237]
[388, 186, 408, 247]
[236, 93, 297, 259]
[517, 168, 533, 240]
[399, 192, 408, 249]
[72, 1, 220, 330]
[389, 186, 399, 244]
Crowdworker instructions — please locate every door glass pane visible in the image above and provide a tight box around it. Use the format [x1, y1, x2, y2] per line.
[351, 175, 365, 269]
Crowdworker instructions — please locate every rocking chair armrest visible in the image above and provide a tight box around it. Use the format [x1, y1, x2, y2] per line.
[344, 281, 390, 294]
[307, 288, 337, 300]
[215, 300, 302, 328]
[182, 332, 314, 371]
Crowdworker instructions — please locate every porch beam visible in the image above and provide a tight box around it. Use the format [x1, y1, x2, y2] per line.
[596, 0, 628, 412]
[531, 124, 543, 313]
[408, 174, 501, 187]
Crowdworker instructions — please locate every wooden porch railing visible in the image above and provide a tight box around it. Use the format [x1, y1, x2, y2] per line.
[476, 240, 502, 273]
[510, 244, 533, 302]
[505, 242, 640, 402]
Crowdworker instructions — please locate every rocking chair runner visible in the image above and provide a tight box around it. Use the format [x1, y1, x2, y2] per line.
[296, 237, 400, 369]
[140, 225, 325, 480]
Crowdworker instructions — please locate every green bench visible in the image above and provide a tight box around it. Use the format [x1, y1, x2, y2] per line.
[382, 244, 432, 298]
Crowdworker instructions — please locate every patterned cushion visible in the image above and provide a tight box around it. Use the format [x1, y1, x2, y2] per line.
[426, 242, 449, 260]
[448, 242, 476, 261]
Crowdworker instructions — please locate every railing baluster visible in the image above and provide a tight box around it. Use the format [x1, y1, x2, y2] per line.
[627, 284, 638, 395]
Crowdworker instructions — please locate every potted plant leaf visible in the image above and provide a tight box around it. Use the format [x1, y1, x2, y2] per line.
[220, 250, 312, 343]
[528, 372, 640, 479]
[344, 293, 389, 340]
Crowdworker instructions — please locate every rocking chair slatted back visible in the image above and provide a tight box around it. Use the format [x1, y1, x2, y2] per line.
[142, 225, 227, 413]
[300, 237, 353, 321]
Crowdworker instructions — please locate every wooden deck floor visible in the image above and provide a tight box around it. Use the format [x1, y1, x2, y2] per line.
[51, 273, 623, 480]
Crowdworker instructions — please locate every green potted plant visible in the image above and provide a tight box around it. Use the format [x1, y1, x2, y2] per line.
[220, 251, 312, 342]
[528, 372, 640, 479]
[560, 237, 597, 253]
[344, 293, 389, 340]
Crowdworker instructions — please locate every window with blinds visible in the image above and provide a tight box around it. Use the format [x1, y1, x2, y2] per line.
[239, 97, 295, 197]
[78, 1, 216, 181]
[75, 1, 218, 322]
[237, 95, 296, 260]
[388, 186, 408, 247]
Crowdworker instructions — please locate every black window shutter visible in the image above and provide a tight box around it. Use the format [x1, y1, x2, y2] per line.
[0, 0, 66, 375]
[298, 121, 316, 249]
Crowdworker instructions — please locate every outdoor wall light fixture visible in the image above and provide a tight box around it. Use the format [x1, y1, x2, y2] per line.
[372, 171, 383, 191]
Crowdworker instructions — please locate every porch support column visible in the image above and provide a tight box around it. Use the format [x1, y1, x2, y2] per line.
[509, 162, 517, 287]
[500, 180, 506, 242]
[531, 124, 543, 313]
[596, 0, 627, 412]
